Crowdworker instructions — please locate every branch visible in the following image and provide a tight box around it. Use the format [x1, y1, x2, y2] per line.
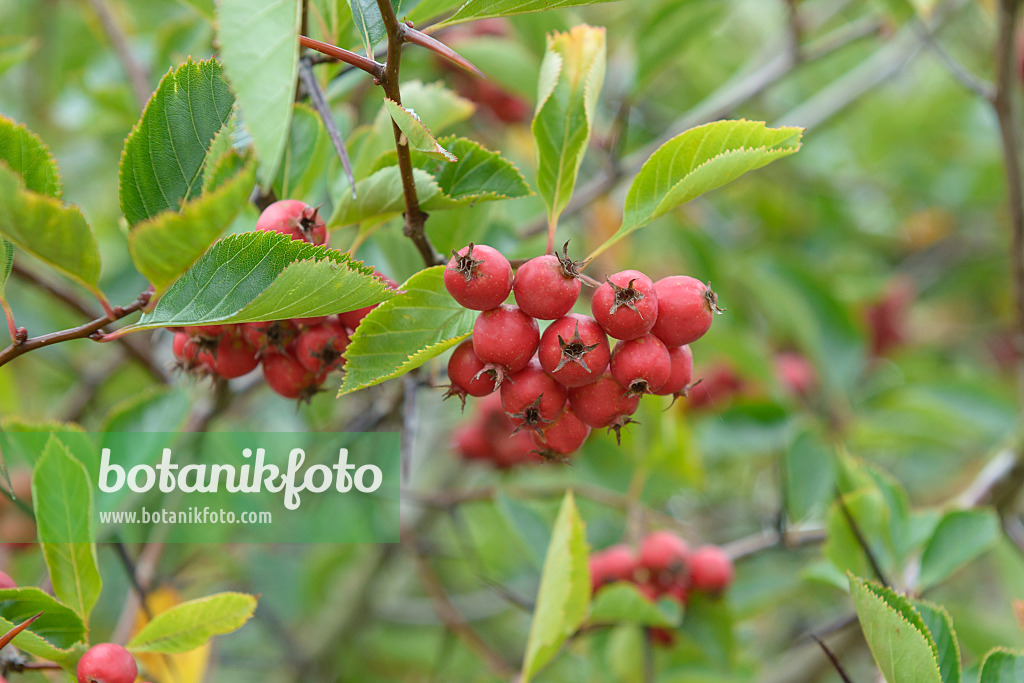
[84, 0, 150, 108]
[376, 0, 443, 267]
[298, 35, 383, 78]
[298, 57, 357, 194]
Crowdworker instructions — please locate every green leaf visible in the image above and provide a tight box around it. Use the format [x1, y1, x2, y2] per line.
[216, 0, 301, 186]
[0, 115, 61, 197]
[589, 582, 681, 628]
[590, 120, 803, 260]
[384, 98, 457, 162]
[913, 599, 961, 683]
[606, 624, 646, 683]
[0, 587, 86, 649]
[0, 36, 37, 80]
[127, 592, 257, 654]
[201, 120, 249, 194]
[119, 58, 234, 226]
[128, 160, 256, 294]
[532, 25, 605, 230]
[521, 491, 589, 682]
[339, 265, 475, 395]
[274, 103, 331, 200]
[0, 238, 12, 297]
[849, 575, 942, 683]
[128, 231, 394, 330]
[784, 430, 835, 521]
[979, 649, 1024, 683]
[420, 0, 620, 28]
[348, 0, 400, 56]
[333, 138, 531, 227]
[919, 508, 1001, 589]
[30, 435, 102, 623]
[0, 164, 101, 296]
[0, 613, 83, 669]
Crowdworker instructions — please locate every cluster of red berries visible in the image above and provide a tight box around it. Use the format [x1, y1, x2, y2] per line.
[443, 241, 721, 458]
[590, 531, 734, 644]
[452, 393, 543, 467]
[167, 200, 394, 401]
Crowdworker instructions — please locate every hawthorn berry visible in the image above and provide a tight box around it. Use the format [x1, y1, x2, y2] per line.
[589, 544, 638, 592]
[457, 394, 538, 468]
[609, 334, 671, 396]
[185, 324, 227, 339]
[0, 570, 15, 589]
[294, 319, 350, 374]
[445, 339, 498, 403]
[639, 531, 690, 576]
[650, 276, 722, 347]
[512, 242, 586, 320]
[262, 352, 324, 401]
[654, 345, 694, 397]
[538, 314, 610, 387]
[171, 331, 201, 371]
[76, 643, 138, 683]
[242, 320, 298, 355]
[688, 545, 734, 593]
[257, 199, 326, 245]
[472, 305, 540, 376]
[530, 406, 590, 457]
[500, 360, 568, 433]
[567, 375, 640, 443]
[444, 243, 513, 310]
[453, 423, 492, 461]
[338, 273, 399, 330]
[591, 270, 659, 340]
[687, 363, 744, 411]
[208, 332, 260, 379]
[774, 351, 817, 396]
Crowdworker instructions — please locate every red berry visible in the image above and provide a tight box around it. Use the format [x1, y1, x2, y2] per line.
[530, 407, 590, 456]
[591, 270, 658, 340]
[0, 571, 16, 589]
[242, 320, 298, 354]
[650, 276, 721, 347]
[208, 332, 259, 379]
[185, 324, 227, 338]
[567, 375, 640, 443]
[589, 544, 638, 592]
[639, 531, 690, 576]
[171, 331, 199, 367]
[648, 627, 676, 646]
[500, 360, 568, 433]
[262, 352, 324, 401]
[295, 316, 329, 327]
[453, 424, 492, 461]
[446, 340, 498, 400]
[338, 274, 399, 330]
[472, 305, 539, 375]
[538, 314, 610, 387]
[76, 643, 138, 683]
[610, 334, 671, 396]
[687, 363, 744, 411]
[512, 243, 585, 320]
[774, 351, 817, 396]
[444, 243, 513, 310]
[688, 545, 734, 593]
[257, 199, 326, 245]
[294, 319, 350, 374]
[655, 345, 694, 397]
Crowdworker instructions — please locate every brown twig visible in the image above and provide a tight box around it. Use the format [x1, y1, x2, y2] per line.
[298, 58, 357, 195]
[298, 35, 383, 78]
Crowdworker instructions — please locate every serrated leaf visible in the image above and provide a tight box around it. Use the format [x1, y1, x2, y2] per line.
[127, 592, 257, 654]
[0, 36, 37, 80]
[521, 491, 589, 683]
[216, 0, 301, 186]
[913, 599, 961, 683]
[348, 0, 400, 56]
[420, 0, 620, 28]
[31, 435, 102, 623]
[339, 265, 475, 395]
[0, 115, 62, 198]
[919, 508, 1001, 589]
[128, 161, 256, 294]
[0, 163, 101, 295]
[119, 58, 235, 226]
[0, 587, 86, 649]
[849, 575, 942, 683]
[532, 25, 605, 229]
[980, 649, 1024, 683]
[384, 98, 457, 162]
[589, 120, 803, 259]
[589, 582, 681, 628]
[128, 231, 394, 330]
[201, 120, 248, 194]
[0, 614, 83, 668]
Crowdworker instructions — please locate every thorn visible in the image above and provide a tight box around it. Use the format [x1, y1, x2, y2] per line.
[404, 27, 486, 78]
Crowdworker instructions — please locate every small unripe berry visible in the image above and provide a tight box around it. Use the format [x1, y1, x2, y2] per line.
[257, 199, 326, 245]
[472, 305, 539, 375]
[568, 375, 640, 442]
[500, 360, 568, 433]
[530, 407, 590, 456]
[446, 340, 498, 399]
[591, 270, 658, 340]
[444, 243, 513, 310]
[655, 345, 694, 397]
[609, 334, 671, 396]
[639, 531, 690, 575]
[538, 314, 610, 387]
[76, 643, 138, 683]
[262, 352, 324, 401]
[589, 544, 638, 592]
[512, 244, 584, 319]
[294, 319, 350, 374]
[688, 545, 734, 593]
[650, 276, 721, 347]
[0, 570, 16, 589]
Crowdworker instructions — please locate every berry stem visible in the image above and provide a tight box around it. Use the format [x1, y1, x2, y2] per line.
[0, 296, 16, 344]
[546, 216, 556, 256]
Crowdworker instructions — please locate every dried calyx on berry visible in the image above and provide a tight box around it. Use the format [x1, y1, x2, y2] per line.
[554, 240, 590, 283]
[450, 242, 486, 282]
[555, 321, 601, 373]
[607, 277, 646, 317]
